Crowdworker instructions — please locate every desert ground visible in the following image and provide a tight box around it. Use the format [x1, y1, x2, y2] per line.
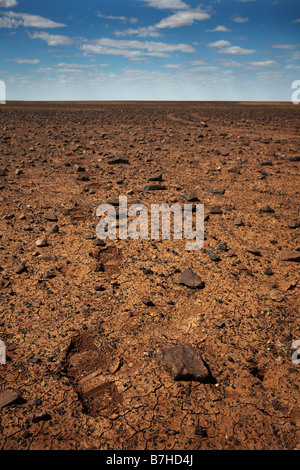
[0, 101, 299, 451]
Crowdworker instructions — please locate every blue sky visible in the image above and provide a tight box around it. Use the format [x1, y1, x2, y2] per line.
[0, 0, 299, 101]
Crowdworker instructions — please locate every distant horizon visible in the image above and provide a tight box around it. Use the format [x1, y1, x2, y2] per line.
[2, 99, 293, 103]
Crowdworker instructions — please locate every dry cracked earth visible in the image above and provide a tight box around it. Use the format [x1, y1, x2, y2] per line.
[0, 101, 299, 451]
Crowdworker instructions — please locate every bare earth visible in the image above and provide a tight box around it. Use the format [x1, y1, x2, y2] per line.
[0, 101, 299, 450]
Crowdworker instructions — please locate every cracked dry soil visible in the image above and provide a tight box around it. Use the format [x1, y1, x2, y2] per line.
[0, 101, 299, 450]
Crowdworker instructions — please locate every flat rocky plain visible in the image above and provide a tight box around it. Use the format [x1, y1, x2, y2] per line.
[0, 101, 299, 450]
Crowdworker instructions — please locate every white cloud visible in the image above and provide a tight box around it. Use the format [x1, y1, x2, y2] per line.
[155, 9, 211, 28]
[206, 25, 232, 32]
[81, 37, 195, 59]
[248, 60, 277, 67]
[192, 66, 219, 71]
[115, 26, 161, 38]
[189, 60, 207, 65]
[0, 0, 17, 7]
[8, 58, 41, 64]
[223, 46, 255, 54]
[0, 11, 66, 28]
[97, 12, 138, 24]
[207, 40, 231, 48]
[208, 40, 255, 55]
[272, 43, 295, 49]
[285, 64, 300, 69]
[292, 18, 300, 23]
[30, 32, 73, 46]
[140, 0, 189, 9]
[231, 15, 249, 23]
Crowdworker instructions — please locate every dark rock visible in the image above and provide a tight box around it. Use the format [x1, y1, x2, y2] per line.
[0, 390, 21, 409]
[289, 156, 300, 162]
[259, 204, 275, 213]
[264, 268, 274, 276]
[288, 220, 300, 229]
[32, 412, 51, 423]
[144, 184, 166, 191]
[184, 192, 199, 202]
[246, 247, 261, 256]
[73, 164, 85, 172]
[48, 225, 59, 234]
[143, 268, 153, 275]
[141, 297, 154, 306]
[219, 243, 228, 252]
[207, 250, 220, 261]
[148, 173, 163, 182]
[179, 268, 204, 289]
[157, 343, 209, 381]
[209, 205, 222, 214]
[108, 157, 129, 164]
[212, 189, 225, 195]
[45, 213, 57, 222]
[280, 250, 300, 262]
[233, 216, 244, 226]
[194, 425, 207, 437]
[15, 262, 27, 274]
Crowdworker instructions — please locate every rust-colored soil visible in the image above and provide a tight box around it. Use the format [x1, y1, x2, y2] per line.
[0, 101, 299, 450]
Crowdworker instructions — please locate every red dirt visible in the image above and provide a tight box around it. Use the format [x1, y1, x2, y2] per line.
[0, 101, 299, 450]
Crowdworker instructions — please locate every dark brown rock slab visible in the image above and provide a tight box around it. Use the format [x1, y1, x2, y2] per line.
[157, 343, 209, 381]
[0, 390, 20, 409]
[179, 268, 204, 288]
[280, 250, 300, 262]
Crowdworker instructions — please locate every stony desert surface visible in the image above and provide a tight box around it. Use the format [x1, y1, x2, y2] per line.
[0, 101, 299, 451]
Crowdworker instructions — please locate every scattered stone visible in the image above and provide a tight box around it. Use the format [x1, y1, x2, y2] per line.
[194, 425, 207, 437]
[32, 412, 51, 423]
[289, 156, 300, 162]
[107, 198, 119, 206]
[233, 216, 244, 226]
[209, 205, 222, 214]
[280, 250, 300, 262]
[157, 343, 209, 381]
[148, 173, 163, 182]
[214, 320, 225, 328]
[144, 184, 166, 191]
[227, 165, 240, 174]
[141, 297, 154, 306]
[179, 268, 204, 289]
[45, 213, 58, 222]
[48, 225, 59, 234]
[94, 284, 106, 292]
[15, 261, 27, 274]
[184, 192, 199, 202]
[35, 237, 48, 247]
[270, 289, 284, 302]
[143, 268, 153, 275]
[0, 390, 20, 409]
[219, 243, 228, 252]
[108, 157, 129, 164]
[259, 204, 275, 213]
[212, 188, 225, 195]
[247, 247, 261, 256]
[288, 220, 300, 229]
[207, 250, 220, 261]
[73, 164, 85, 172]
[264, 268, 274, 276]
